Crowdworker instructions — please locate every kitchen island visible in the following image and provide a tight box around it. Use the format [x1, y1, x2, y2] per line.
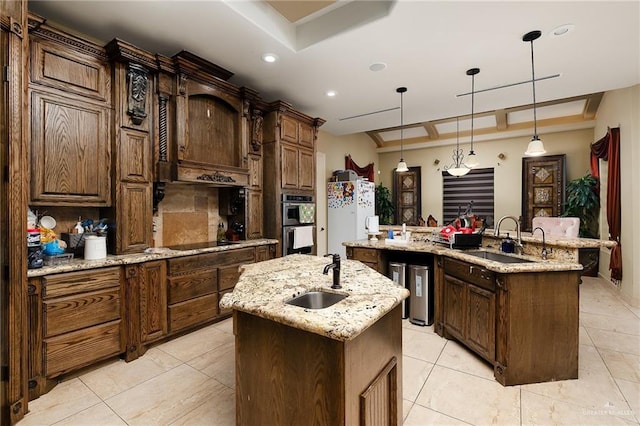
[220, 254, 409, 425]
[345, 238, 585, 386]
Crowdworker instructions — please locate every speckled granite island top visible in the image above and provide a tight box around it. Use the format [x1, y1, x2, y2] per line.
[219, 254, 410, 341]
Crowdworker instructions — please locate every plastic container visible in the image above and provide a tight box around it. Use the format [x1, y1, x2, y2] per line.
[27, 228, 43, 269]
[84, 235, 107, 260]
[501, 233, 515, 253]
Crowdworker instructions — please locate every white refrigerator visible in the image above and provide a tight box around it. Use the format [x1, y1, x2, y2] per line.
[327, 180, 375, 258]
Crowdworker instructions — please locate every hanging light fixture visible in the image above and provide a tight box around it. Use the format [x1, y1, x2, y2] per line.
[395, 87, 409, 172]
[523, 30, 547, 156]
[466, 67, 480, 168]
[444, 117, 470, 177]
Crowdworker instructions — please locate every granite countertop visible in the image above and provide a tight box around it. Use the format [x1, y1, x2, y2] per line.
[219, 254, 410, 342]
[380, 225, 616, 249]
[345, 239, 584, 273]
[27, 239, 278, 277]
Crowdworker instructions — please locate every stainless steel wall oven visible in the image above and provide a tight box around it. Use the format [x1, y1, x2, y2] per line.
[281, 194, 315, 256]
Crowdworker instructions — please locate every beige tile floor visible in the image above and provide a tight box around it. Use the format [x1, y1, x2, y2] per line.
[21, 276, 640, 425]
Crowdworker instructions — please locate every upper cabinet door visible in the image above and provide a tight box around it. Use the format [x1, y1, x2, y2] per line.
[184, 94, 239, 167]
[30, 39, 110, 103]
[30, 90, 111, 206]
[280, 115, 299, 144]
[299, 122, 314, 148]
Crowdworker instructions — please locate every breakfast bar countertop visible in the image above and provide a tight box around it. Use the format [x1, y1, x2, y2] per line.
[219, 254, 409, 341]
[344, 239, 585, 273]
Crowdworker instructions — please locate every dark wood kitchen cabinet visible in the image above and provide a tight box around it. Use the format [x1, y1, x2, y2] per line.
[262, 102, 324, 250]
[442, 258, 496, 362]
[124, 260, 168, 362]
[166, 246, 269, 332]
[346, 246, 388, 275]
[439, 256, 580, 386]
[27, 267, 125, 400]
[28, 19, 112, 206]
[104, 40, 157, 254]
[172, 51, 250, 186]
[246, 144, 264, 238]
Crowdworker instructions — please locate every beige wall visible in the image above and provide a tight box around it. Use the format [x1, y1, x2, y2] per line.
[377, 128, 594, 230]
[317, 130, 379, 182]
[594, 84, 640, 306]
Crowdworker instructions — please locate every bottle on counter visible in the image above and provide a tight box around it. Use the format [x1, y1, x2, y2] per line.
[74, 216, 84, 234]
[217, 222, 226, 242]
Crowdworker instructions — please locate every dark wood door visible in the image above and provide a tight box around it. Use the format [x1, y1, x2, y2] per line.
[521, 155, 566, 232]
[394, 166, 421, 225]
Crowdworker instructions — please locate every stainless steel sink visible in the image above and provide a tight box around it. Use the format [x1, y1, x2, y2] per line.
[465, 250, 535, 263]
[286, 291, 347, 309]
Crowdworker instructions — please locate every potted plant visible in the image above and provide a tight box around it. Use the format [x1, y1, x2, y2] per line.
[562, 173, 600, 238]
[375, 184, 395, 225]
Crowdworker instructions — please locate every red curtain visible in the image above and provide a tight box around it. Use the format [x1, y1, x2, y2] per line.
[590, 127, 622, 281]
[345, 155, 375, 182]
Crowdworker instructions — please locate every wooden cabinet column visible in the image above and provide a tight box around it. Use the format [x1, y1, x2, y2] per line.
[104, 40, 158, 254]
[1, 1, 29, 423]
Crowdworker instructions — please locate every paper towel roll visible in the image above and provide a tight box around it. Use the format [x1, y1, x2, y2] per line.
[84, 235, 107, 260]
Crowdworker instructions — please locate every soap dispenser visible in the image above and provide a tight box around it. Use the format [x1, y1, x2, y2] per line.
[501, 233, 515, 253]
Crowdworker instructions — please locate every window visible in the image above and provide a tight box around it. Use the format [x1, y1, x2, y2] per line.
[442, 168, 494, 225]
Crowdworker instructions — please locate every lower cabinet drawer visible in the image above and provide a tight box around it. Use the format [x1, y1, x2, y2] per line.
[44, 320, 122, 377]
[351, 248, 378, 264]
[167, 269, 217, 305]
[168, 293, 218, 333]
[44, 288, 121, 337]
[218, 265, 242, 291]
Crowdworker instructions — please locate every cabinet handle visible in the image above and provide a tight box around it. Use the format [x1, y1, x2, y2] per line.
[469, 266, 474, 275]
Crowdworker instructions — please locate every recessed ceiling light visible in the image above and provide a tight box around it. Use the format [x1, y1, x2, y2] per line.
[326, 90, 337, 97]
[262, 53, 278, 63]
[550, 24, 575, 37]
[369, 62, 387, 72]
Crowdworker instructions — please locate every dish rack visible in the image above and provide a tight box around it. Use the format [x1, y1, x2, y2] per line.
[429, 232, 483, 249]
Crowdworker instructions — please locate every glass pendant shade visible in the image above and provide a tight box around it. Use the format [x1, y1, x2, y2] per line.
[525, 136, 546, 156]
[447, 166, 470, 177]
[396, 159, 409, 172]
[523, 30, 546, 156]
[396, 87, 408, 172]
[445, 117, 470, 177]
[466, 151, 479, 168]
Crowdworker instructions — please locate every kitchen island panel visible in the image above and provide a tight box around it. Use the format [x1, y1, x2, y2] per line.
[235, 305, 403, 425]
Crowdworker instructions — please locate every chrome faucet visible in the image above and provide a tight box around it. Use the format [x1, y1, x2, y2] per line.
[323, 253, 342, 289]
[532, 227, 548, 260]
[494, 215, 523, 254]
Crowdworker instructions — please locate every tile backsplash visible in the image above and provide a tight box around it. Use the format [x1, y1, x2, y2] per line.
[155, 184, 222, 247]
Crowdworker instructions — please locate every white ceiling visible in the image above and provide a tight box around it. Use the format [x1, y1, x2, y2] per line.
[29, 1, 640, 137]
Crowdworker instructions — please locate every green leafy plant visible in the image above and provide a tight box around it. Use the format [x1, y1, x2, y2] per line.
[562, 173, 600, 238]
[375, 184, 395, 225]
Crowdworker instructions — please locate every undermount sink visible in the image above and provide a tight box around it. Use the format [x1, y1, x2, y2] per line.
[465, 250, 535, 264]
[286, 291, 347, 309]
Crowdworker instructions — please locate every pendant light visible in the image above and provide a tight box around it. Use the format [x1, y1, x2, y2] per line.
[466, 67, 480, 168]
[395, 87, 409, 172]
[523, 30, 546, 156]
[444, 117, 470, 177]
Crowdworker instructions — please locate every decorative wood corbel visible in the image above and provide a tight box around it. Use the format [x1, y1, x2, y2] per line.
[126, 63, 149, 125]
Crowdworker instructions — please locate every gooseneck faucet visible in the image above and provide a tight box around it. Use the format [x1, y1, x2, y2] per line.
[494, 215, 523, 254]
[323, 253, 342, 289]
[532, 226, 548, 260]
